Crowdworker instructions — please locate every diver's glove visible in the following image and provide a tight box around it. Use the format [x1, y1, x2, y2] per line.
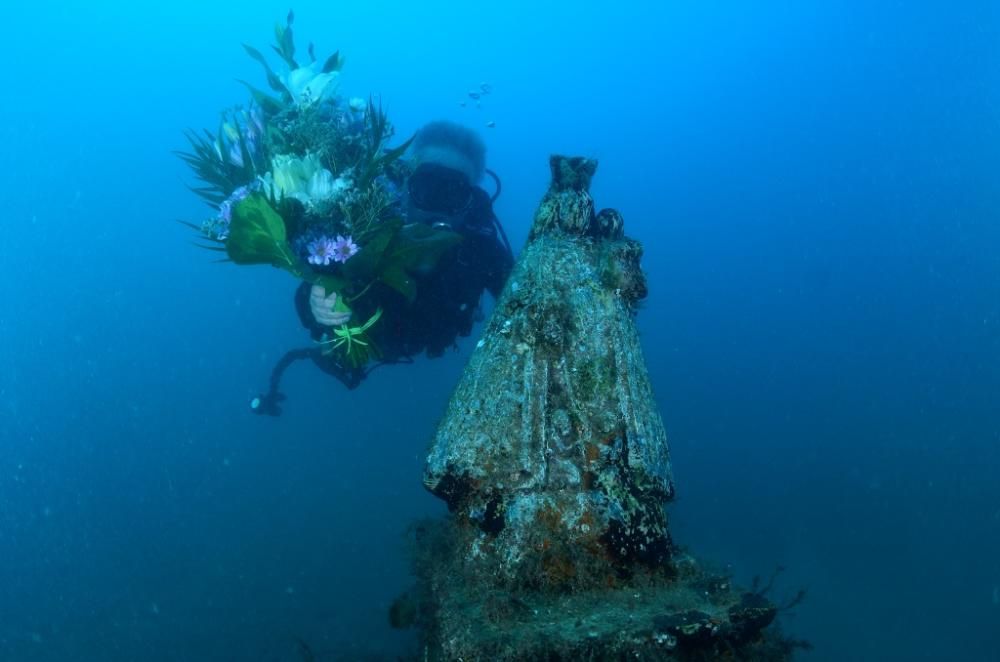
[309, 285, 352, 327]
[250, 391, 285, 417]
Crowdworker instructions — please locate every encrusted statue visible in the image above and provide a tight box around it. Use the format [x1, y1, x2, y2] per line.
[409, 156, 797, 660]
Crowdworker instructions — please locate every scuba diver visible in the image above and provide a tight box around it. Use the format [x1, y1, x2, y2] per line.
[251, 121, 514, 416]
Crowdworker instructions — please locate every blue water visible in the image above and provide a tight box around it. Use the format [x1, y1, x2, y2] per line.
[2, 1, 998, 659]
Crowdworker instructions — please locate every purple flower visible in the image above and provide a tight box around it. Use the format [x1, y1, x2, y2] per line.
[207, 204, 231, 240]
[217, 186, 250, 225]
[231, 185, 251, 203]
[307, 236, 337, 266]
[332, 235, 359, 263]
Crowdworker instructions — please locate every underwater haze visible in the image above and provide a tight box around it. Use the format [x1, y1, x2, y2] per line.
[2, 0, 999, 660]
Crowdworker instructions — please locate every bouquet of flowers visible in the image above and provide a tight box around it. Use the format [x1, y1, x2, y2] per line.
[178, 12, 461, 366]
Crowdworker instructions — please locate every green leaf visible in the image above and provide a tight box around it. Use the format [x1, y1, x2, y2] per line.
[341, 218, 402, 280]
[366, 97, 388, 149]
[226, 194, 298, 270]
[175, 128, 243, 201]
[357, 133, 415, 189]
[176, 219, 207, 233]
[315, 273, 348, 294]
[242, 43, 288, 95]
[378, 224, 461, 301]
[379, 265, 416, 301]
[377, 133, 414, 168]
[337, 220, 461, 302]
[185, 184, 227, 204]
[272, 13, 298, 69]
[225, 195, 354, 293]
[358, 307, 383, 332]
[237, 80, 286, 116]
[391, 223, 462, 273]
[321, 50, 342, 73]
[271, 44, 298, 70]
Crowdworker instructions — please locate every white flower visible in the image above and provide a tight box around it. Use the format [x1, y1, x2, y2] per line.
[282, 62, 339, 108]
[260, 153, 352, 208]
[269, 154, 314, 201]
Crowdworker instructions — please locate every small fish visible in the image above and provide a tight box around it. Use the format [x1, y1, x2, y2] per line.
[486, 121, 496, 128]
[468, 91, 481, 100]
[459, 101, 467, 107]
[480, 82, 493, 94]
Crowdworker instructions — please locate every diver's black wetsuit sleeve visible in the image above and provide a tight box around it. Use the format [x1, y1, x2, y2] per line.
[294, 281, 327, 341]
[465, 189, 514, 298]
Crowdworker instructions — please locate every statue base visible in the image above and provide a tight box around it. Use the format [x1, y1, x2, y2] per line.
[396, 519, 800, 661]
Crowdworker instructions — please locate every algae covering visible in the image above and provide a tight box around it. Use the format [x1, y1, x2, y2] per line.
[408, 156, 799, 660]
[425, 155, 673, 588]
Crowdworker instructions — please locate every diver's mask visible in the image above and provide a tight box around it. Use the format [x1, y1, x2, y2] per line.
[407, 163, 473, 230]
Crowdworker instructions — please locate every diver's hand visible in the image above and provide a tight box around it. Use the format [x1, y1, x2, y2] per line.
[309, 285, 352, 326]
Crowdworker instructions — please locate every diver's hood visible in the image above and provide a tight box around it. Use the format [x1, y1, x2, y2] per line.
[414, 145, 482, 184]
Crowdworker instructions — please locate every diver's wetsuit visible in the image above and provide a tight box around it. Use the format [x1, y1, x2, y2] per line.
[292, 185, 513, 388]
